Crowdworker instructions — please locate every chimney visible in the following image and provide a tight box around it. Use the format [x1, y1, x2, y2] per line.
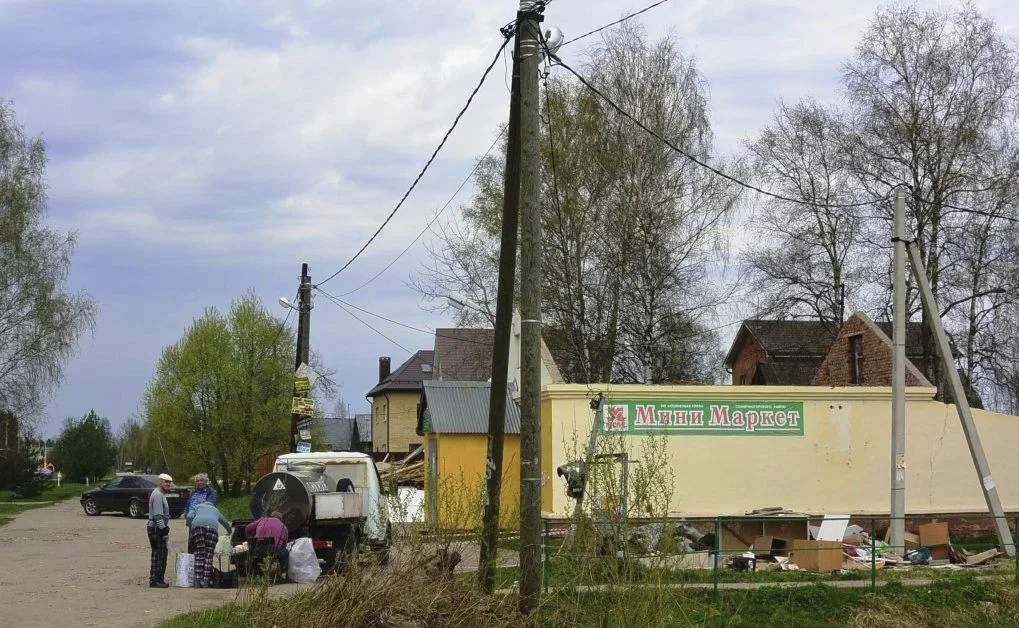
[378, 356, 391, 383]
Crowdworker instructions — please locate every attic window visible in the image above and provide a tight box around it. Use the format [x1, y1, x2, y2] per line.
[849, 334, 863, 385]
[421, 364, 433, 373]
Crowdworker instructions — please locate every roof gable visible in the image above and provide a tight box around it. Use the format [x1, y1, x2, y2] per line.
[367, 350, 434, 397]
[433, 328, 493, 381]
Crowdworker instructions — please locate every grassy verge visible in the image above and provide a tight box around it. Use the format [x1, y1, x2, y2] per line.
[161, 573, 1019, 627]
[217, 494, 251, 522]
[0, 482, 92, 527]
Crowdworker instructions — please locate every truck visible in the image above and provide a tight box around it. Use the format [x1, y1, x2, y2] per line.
[231, 451, 391, 572]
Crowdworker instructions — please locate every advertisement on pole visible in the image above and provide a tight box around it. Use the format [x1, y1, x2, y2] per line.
[604, 399, 804, 436]
[291, 397, 316, 416]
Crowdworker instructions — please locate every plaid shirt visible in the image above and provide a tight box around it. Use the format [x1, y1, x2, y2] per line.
[184, 485, 217, 519]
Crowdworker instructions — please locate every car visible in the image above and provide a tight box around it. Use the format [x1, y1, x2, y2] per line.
[80, 475, 190, 519]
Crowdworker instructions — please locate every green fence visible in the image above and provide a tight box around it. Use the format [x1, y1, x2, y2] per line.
[541, 514, 1019, 600]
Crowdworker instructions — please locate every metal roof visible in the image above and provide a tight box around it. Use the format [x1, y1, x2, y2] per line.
[420, 381, 521, 435]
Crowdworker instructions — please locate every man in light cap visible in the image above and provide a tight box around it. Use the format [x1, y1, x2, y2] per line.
[147, 473, 173, 587]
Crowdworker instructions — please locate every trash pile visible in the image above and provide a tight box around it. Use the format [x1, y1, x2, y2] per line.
[720, 513, 1004, 574]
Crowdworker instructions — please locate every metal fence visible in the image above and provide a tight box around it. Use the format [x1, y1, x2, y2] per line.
[541, 514, 1019, 600]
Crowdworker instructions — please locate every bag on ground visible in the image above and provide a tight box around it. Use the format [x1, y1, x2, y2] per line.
[287, 537, 321, 584]
[174, 552, 195, 588]
[214, 535, 232, 555]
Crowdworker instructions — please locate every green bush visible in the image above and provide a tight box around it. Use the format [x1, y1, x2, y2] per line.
[51, 410, 117, 483]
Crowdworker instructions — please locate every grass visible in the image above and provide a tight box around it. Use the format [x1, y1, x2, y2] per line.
[217, 494, 252, 522]
[161, 573, 1019, 627]
[0, 482, 92, 527]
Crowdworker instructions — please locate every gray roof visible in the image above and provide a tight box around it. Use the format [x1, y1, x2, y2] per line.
[433, 328, 493, 381]
[322, 414, 372, 451]
[419, 381, 521, 435]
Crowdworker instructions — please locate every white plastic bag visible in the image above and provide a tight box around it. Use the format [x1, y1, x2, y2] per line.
[215, 535, 232, 555]
[175, 552, 195, 588]
[287, 537, 321, 584]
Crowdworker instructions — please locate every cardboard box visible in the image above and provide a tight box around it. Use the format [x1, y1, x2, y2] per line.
[753, 535, 789, 558]
[789, 539, 843, 572]
[904, 532, 920, 549]
[930, 546, 951, 561]
[919, 522, 950, 547]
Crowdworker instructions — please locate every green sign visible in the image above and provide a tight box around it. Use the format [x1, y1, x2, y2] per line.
[604, 400, 804, 436]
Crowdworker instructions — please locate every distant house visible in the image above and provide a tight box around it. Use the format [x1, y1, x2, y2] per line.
[322, 414, 372, 452]
[366, 352, 433, 453]
[433, 328, 493, 382]
[813, 313, 931, 387]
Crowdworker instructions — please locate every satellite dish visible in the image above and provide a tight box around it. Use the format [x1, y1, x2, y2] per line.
[543, 26, 564, 55]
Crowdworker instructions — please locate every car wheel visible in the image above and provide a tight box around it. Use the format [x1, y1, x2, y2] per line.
[83, 497, 100, 516]
[128, 499, 144, 519]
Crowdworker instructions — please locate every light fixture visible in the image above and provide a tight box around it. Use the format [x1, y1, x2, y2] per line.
[543, 26, 564, 55]
[279, 297, 298, 311]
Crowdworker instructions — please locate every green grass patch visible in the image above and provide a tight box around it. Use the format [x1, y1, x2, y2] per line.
[160, 603, 246, 628]
[0, 482, 92, 527]
[217, 494, 251, 522]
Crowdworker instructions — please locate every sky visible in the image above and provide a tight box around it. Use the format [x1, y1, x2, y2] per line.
[2, 0, 1017, 436]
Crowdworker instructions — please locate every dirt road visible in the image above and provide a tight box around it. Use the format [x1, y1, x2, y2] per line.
[0, 498, 306, 628]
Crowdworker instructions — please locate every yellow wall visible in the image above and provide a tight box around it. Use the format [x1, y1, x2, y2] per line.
[425, 432, 521, 529]
[370, 391, 423, 453]
[542, 384, 1019, 518]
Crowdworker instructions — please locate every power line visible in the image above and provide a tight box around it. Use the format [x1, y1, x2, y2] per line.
[336, 130, 507, 297]
[560, 0, 676, 48]
[317, 33, 513, 288]
[547, 53, 889, 211]
[329, 297, 412, 355]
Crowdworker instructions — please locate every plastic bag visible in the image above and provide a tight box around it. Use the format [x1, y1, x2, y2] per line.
[287, 537, 321, 584]
[215, 535, 232, 555]
[175, 552, 195, 588]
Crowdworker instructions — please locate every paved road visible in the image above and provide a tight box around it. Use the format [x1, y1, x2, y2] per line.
[0, 499, 307, 628]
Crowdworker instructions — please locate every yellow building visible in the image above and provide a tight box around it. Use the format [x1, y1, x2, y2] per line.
[541, 384, 1019, 518]
[366, 353, 433, 453]
[420, 381, 521, 529]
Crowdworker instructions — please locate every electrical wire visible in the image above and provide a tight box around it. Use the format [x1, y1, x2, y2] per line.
[330, 297, 412, 355]
[336, 130, 507, 297]
[560, 0, 676, 48]
[316, 33, 513, 288]
[548, 53, 890, 210]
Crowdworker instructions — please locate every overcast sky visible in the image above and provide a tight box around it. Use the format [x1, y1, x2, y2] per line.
[3, 0, 1017, 436]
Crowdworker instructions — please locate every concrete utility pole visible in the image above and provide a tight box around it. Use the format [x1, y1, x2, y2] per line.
[478, 14, 526, 594]
[517, 0, 544, 614]
[889, 188, 906, 552]
[290, 263, 312, 453]
[906, 242, 1015, 556]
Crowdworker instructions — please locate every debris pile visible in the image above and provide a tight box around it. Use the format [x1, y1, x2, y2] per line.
[377, 445, 424, 486]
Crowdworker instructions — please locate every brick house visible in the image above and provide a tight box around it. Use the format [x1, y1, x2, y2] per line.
[432, 328, 493, 381]
[725, 316, 928, 386]
[812, 312, 931, 387]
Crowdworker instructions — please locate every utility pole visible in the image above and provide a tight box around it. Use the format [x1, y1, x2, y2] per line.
[290, 263, 312, 453]
[517, 0, 544, 614]
[906, 241, 1015, 556]
[889, 188, 906, 552]
[478, 15, 526, 593]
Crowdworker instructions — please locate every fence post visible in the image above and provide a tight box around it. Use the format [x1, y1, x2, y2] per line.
[870, 517, 876, 593]
[543, 520, 550, 593]
[713, 518, 721, 603]
[1014, 516, 1018, 586]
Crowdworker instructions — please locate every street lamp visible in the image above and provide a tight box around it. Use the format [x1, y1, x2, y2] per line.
[279, 297, 298, 311]
[445, 295, 495, 324]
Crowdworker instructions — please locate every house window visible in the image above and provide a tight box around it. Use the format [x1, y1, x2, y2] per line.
[849, 334, 863, 384]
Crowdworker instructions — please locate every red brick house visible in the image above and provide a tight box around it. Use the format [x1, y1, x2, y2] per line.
[812, 313, 931, 387]
[724, 316, 928, 386]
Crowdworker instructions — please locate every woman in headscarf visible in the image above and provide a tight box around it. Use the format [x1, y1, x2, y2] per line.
[185, 498, 233, 588]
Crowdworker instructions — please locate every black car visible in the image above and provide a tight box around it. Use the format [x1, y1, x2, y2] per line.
[80, 475, 190, 519]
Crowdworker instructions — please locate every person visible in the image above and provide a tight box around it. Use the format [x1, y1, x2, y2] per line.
[244, 511, 289, 578]
[185, 498, 233, 588]
[147, 473, 173, 588]
[184, 473, 217, 518]
[185, 473, 217, 552]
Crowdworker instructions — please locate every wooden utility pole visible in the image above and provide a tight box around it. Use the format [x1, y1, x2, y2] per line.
[290, 263, 312, 453]
[477, 15, 526, 594]
[517, 1, 544, 614]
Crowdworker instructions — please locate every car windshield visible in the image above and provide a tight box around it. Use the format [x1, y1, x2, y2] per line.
[102, 478, 123, 489]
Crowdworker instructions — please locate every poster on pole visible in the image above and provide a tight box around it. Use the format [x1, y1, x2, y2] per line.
[291, 397, 316, 416]
[295, 417, 313, 430]
[294, 376, 311, 395]
[299, 429, 311, 441]
[296, 441, 312, 453]
[295, 363, 320, 387]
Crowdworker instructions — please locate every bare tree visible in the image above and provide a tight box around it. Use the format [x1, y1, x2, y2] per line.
[744, 100, 864, 331]
[0, 101, 96, 421]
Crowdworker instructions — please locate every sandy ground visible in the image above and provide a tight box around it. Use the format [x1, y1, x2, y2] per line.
[0, 499, 310, 628]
